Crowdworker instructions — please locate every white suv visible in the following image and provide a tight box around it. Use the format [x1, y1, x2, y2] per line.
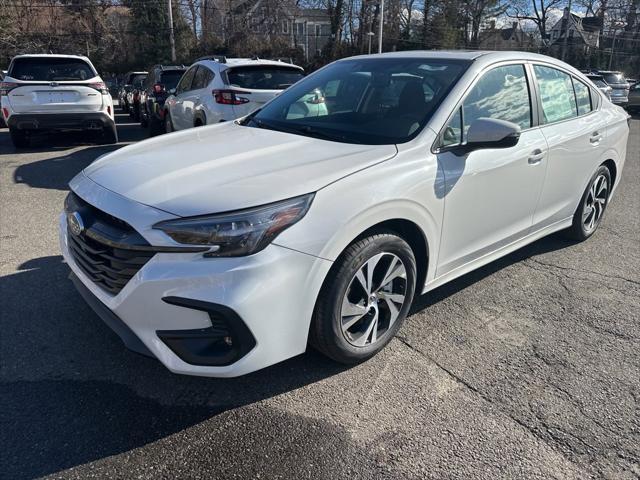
[1, 54, 116, 148]
[164, 56, 304, 131]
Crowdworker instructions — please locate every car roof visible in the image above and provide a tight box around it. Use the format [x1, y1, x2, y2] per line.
[11, 54, 91, 60]
[198, 58, 304, 71]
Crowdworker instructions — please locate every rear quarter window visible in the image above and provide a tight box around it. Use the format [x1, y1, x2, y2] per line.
[10, 57, 95, 81]
[226, 66, 304, 90]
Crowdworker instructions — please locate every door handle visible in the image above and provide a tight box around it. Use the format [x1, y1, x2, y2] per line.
[590, 131, 602, 143]
[528, 149, 545, 165]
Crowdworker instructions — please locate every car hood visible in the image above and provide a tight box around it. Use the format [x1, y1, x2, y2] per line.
[83, 122, 397, 217]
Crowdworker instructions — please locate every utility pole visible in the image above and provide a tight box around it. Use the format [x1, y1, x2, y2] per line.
[609, 28, 619, 70]
[378, 0, 384, 53]
[167, 0, 176, 62]
[560, 0, 572, 62]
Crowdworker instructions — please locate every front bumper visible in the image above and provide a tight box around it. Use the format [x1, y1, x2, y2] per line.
[59, 213, 332, 377]
[8, 112, 114, 131]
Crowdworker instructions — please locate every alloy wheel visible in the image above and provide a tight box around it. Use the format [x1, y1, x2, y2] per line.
[341, 253, 407, 347]
[583, 174, 608, 234]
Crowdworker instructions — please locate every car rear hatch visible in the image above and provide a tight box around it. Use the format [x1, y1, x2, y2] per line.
[224, 64, 304, 117]
[601, 72, 630, 99]
[5, 57, 105, 113]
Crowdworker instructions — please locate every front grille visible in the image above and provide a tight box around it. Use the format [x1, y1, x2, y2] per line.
[65, 192, 155, 295]
[67, 231, 155, 295]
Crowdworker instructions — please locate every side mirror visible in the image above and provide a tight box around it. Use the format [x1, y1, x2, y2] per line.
[464, 118, 521, 152]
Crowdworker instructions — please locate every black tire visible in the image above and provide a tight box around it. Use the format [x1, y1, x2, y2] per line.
[565, 165, 612, 241]
[100, 124, 118, 145]
[10, 128, 29, 148]
[147, 115, 162, 137]
[309, 232, 417, 364]
[164, 112, 174, 133]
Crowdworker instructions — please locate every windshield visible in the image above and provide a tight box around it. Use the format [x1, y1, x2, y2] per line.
[129, 73, 147, 86]
[10, 57, 95, 81]
[227, 66, 304, 90]
[246, 58, 469, 145]
[160, 70, 185, 90]
[602, 72, 625, 84]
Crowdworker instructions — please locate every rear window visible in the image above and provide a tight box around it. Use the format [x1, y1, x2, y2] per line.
[130, 74, 147, 87]
[160, 70, 185, 90]
[226, 66, 304, 90]
[10, 57, 95, 81]
[601, 73, 625, 84]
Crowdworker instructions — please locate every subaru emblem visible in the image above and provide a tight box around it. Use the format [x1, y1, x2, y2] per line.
[67, 211, 85, 236]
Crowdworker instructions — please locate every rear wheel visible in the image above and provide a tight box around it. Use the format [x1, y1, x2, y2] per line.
[10, 128, 29, 148]
[100, 124, 118, 145]
[566, 165, 611, 241]
[309, 233, 417, 364]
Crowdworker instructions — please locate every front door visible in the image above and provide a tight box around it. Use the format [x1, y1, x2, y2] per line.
[435, 63, 548, 277]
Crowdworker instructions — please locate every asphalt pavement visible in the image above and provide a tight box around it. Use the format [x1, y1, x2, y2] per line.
[1, 108, 639, 479]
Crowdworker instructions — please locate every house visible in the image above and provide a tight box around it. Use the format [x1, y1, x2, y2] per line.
[478, 21, 537, 51]
[549, 9, 602, 50]
[245, 0, 331, 60]
[207, 0, 330, 61]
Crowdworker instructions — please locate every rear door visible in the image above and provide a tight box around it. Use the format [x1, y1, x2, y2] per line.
[225, 65, 304, 118]
[169, 66, 197, 130]
[6, 57, 103, 113]
[531, 64, 608, 227]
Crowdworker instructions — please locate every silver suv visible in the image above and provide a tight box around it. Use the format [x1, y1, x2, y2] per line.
[0, 54, 116, 148]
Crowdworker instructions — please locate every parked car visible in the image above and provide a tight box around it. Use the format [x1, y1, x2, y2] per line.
[594, 70, 630, 104]
[163, 56, 304, 132]
[139, 64, 187, 136]
[625, 82, 640, 113]
[586, 74, 612, 101]
[60, 51, 629, 377]
[105, 78, 119, 98]
[117, 71, 147, 113]
[1, 54, 116, 148]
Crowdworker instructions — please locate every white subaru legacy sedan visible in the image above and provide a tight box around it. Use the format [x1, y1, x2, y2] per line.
[60, 51, 629, 377]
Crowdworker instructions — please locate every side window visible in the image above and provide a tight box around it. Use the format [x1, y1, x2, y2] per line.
[176, 67, 196, 94]
[191, 66, 211, 90]
[462, 64, 531, 140]
[533, 65, 577, 123]
[573, 78, 592, 115]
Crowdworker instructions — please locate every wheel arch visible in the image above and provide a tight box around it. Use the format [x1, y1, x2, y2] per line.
[352, 219, 430, 295]
[601, 158, 617, 188]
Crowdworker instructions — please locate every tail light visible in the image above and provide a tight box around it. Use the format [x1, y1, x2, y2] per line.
[0, 82, 19, 96]
[2, 107, 9, 119]
[153, 83, 164, 94]
[107, 105, 111, 116]
[89, 82, 108, 94]
[213, 89, 250, 105]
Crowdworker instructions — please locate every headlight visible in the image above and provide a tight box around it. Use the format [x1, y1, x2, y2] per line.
[153, 194, 314, 257]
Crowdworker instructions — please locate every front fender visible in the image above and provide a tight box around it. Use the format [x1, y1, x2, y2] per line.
[274, 152, 443, 284]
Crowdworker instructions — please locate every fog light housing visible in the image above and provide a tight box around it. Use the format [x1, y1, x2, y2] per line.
[157, 297, 256, 366]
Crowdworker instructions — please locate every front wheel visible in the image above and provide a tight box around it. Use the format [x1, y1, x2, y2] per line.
[566, 165, 611, 241]
[309, 233, 417, 364]
[164, 112, 174, 133]
[10, 128, 29, 148]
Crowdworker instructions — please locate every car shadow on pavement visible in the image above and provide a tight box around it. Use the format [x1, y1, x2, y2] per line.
[0, 256, 348, 479]
[1, 231, 575, 479]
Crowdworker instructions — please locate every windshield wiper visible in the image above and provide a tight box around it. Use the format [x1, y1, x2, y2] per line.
[247, 118, 361, 144]
[289, 125, 361, 144]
